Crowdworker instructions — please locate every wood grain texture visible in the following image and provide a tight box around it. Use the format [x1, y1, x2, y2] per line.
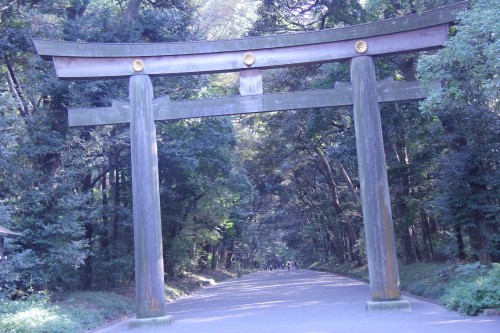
[239, 69, 263, 96]
[49, 25, 449, 78]
[351, 56, 401, 302]
[129, 75, 167, 318]
[33, 2, 467, 59]
[68, 80, 437, 126]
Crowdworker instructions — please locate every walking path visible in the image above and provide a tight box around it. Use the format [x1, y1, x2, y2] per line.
[94, 269, 500, 333]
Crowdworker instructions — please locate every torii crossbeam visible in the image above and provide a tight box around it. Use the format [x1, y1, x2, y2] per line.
[34, 1, 467, 323]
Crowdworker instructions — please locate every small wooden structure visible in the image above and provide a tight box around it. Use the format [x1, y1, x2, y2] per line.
[0, 225, 20, 262]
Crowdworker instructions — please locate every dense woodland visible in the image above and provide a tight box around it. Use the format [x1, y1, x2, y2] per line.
[0, 0, 498, 298]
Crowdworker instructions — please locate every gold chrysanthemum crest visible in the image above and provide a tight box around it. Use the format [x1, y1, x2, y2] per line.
[243, 53, 256, 66]
[354, 40, 368, 54]
[132, 59, 145, 72]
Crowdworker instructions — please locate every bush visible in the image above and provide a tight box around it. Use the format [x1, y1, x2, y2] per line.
[441, 263, 500, 315]
[422, 285, 446, 299]
[408, 281, 426, 296]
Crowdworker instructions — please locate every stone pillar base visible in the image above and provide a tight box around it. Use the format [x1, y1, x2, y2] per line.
[366, 300, 411, 312]
[129, 315, 174, 328]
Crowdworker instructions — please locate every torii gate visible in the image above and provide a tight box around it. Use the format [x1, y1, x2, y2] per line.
[34, 1, 467, 324]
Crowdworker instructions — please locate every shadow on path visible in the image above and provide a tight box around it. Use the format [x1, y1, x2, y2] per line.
[94, 269, 500, 333]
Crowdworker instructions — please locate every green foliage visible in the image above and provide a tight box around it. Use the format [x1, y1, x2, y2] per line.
[0, 290, 134, 333]
[418, 0, 500, 262]
[316, 259, 500, 311]
[0, 2, 498, 327]
[0, 292, 79, 333]
[56, 291, 134, 330]
[164, 269, 236, 301]
[399, 262, 455, 299]
[251, 0, 364, 34]
[365, 0, 458, 18]
[441, 263, 500, 315]
[431, 231, 473, 260]
[156, 116, 256, 275]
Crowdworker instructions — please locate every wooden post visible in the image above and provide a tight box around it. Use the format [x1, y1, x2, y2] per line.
[0, 237, 4, 261]
[129, 75, 166, 318]
[350, 56, 402, 303]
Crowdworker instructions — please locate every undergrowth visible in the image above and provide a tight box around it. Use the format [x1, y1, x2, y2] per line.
[164, 269, 237, 301]
[441, 262, 500, 315]
[0, 292, 80, 333]
[310, 260, 500, 316]
[0, 269, 240, 332]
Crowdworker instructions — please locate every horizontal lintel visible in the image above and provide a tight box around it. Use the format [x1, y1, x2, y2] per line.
[33, 2, 467, 59]
[68, 80, 439, 127]
[52, 25, 448, 79]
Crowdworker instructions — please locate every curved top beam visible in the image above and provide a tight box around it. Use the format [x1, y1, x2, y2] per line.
[34, 2, 467, 59]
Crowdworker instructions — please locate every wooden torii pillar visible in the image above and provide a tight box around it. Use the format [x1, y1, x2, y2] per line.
[33, 1, 467, 321]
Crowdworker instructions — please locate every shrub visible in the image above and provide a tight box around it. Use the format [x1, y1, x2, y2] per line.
[408, 281, 426, 296]
[422, 285, 446, 299]
[441, 263, 500, 315]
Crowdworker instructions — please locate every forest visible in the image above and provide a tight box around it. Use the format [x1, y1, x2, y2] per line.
[0, 0, 498, 331]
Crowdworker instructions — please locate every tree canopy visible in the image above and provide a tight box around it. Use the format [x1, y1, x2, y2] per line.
[0, 0, 498, 297]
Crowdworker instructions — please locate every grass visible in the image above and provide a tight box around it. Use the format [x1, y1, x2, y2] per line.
[399, 261, 457, 299]
[0, 292, 81, 333]
[3, 262, 496, 331]
[54, 291, 135, 330]
[164, 269, 237, 301]
[0, 268, 241, 332]
[309, 260, 370, 282]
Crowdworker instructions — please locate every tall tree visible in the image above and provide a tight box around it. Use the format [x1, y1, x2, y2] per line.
[418, 0, 499, 264]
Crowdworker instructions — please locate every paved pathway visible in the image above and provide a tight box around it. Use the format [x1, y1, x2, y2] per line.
[95, 269, 500, 333]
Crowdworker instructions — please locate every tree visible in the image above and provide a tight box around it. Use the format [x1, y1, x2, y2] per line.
[418, 0, 499, 264]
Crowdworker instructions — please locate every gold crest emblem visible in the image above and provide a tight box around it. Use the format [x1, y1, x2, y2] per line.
[243, 53, 256, 66]
[354, 40, 368, 54]
[132, 60, 145, 72]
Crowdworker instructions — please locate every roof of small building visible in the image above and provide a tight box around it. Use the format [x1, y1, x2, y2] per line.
[0, 225, 21, 238]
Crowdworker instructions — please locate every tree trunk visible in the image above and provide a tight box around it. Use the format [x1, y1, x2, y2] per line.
[100, 172, 110, 262]
[81, 173, 94, 289]
[125, 0, 142, 23]
[199, 243, 211, 269]
[402, 227, 417, 263]
[66, 0, 90, 20]
[5, 56, 31, 117]
[455, 225, 466, 260]
[335, 159, 358, 201]
[392, 102, 419, 264]
[421, 212, 434, 260]
[211, 244, 218, 270]
[111, 161, 120, 253]
[313, 146, 360, 264]
[324, 220, 345, 262]
[225, 242, 234, 269]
